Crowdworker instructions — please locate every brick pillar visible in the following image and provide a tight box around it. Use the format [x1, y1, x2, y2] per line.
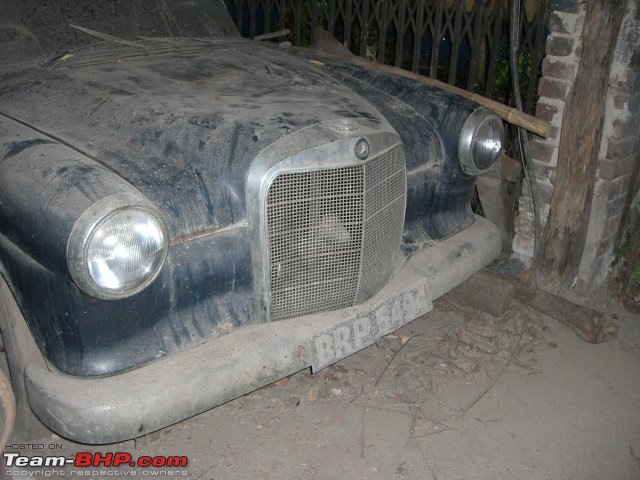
[513, 0, 640, 293]
[576, 0, 640, 293]
[513, 0, 585, 258]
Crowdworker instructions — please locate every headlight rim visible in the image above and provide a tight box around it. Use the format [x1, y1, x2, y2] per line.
[458, 107, 505, 176]
[67, 192, 168, 300]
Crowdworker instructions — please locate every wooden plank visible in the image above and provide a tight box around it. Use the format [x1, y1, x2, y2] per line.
[440, 263, 617, 343]
[482, 269, 618, 344]
[448, 270, 516, 317]
[301, 30, 551, 138]
[514, 286, 619, 344]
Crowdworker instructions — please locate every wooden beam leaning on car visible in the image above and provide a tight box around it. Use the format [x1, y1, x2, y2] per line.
[302, 29, 550, 139]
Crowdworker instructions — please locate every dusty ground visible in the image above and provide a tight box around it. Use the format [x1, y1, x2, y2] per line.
[6, 285, 640, 480]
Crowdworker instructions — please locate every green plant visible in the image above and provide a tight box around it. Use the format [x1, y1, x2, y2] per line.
[298, 3, 328, 47]
[493, 48, 532, 97]
[365, 43, 378, 61]
[612, 203, 640, 310]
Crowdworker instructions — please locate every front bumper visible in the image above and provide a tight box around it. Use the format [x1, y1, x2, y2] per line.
[25, 216, 500, 444]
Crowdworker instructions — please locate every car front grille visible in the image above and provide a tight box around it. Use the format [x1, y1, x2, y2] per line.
[266, 146, 406, 320]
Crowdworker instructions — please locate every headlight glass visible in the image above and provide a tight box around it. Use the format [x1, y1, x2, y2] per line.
[68, 193, 168, 300]
[86, 209, 166, 294]
[459, 108, 505, 175]
[472, 116, 504, 171]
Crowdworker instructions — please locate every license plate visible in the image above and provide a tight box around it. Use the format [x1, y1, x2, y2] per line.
[309, 278, 432, 371]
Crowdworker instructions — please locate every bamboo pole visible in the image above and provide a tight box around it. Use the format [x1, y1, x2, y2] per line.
[298, 36, 550, 138]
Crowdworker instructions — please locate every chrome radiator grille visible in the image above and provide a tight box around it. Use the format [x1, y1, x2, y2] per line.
[266, 146, 406, 320]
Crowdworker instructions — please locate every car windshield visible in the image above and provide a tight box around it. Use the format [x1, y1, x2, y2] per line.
[0, 0, 239, 66]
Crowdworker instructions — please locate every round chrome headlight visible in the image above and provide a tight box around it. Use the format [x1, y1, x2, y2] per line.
[68, 193, 168, 299]
[458, 107, 505, 176]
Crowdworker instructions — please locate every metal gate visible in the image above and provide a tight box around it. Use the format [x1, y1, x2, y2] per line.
[225, 0, 549, 113]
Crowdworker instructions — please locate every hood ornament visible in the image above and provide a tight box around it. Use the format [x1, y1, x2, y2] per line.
[354, 137, 369, 160]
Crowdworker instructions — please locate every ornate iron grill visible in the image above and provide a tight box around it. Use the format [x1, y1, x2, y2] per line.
[225, 0, 550, 114]
[266, 146, 406, 320]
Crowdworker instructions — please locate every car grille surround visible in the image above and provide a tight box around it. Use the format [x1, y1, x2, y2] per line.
[266, 146, 406, 321]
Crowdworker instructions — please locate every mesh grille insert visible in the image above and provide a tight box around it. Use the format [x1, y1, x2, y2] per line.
[266, 146, 406, 320]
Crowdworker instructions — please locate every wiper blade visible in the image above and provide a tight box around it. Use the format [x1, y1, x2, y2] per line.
[69, 24, 147, 49]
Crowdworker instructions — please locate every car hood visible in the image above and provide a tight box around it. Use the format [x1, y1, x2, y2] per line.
[0, 38, 387, 239]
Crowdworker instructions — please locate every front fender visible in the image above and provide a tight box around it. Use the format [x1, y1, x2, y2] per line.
[0, 114, 151, 274]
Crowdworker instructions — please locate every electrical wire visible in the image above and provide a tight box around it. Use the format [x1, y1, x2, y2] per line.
[510, 0, 541, 288]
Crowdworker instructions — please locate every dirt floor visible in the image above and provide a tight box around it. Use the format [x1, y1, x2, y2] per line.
[6, 284, 640, 480]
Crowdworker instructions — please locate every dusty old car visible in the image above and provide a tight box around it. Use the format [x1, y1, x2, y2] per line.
[0, 0, 502, 443]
